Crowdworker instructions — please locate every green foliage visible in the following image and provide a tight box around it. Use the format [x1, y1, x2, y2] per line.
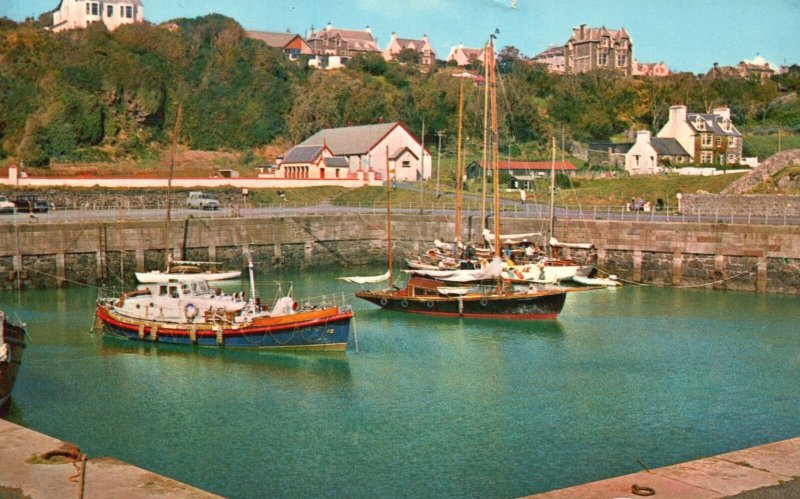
[0, 16, 798, 169]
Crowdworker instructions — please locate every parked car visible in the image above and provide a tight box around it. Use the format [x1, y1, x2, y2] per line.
[14, 195, 49, 213]
[0, 195, 15, 214]
[186, 191, 219, 210]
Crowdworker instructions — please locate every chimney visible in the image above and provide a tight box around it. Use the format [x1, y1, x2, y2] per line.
[423, 34, 428, 43]
[670, 105, 687, 124]
[580, 24, 586, 39]
[712, 106, 730, 120]
[326, 22, 332, 31]
[365, 25, 371, 34]
[636, 130, 652, 144]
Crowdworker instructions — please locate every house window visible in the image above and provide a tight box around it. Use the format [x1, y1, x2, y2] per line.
[402, 161, 411, 168]
[91, 2, 99, 16]
[616, 53, 626, 67]
[598, 50, 608, 66]
[700, 151, 713, 164]
[107, 5, 113, 16]
[701, 134, 713, 147]
[728, 137, 737, 148]
[694, 117, 706, 131]
[716, 136, 721, 147]
[126, 6, 133, 18]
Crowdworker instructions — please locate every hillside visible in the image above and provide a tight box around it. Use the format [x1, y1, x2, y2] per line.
[1, 15, 799, 171]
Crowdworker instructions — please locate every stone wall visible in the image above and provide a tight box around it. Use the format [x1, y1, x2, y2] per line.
[681, 194, 800, 219]
[721, 149, 800, 195]
[1, 214, 799, 295]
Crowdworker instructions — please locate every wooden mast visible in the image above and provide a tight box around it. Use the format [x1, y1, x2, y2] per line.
[386, 145, 393, 285]
[163, 102, 183, 273]
[455, 81, 464, 255]
[548, 136, 556, 250]
[489, 38, 500, 258]
[480, 48, 490, 240]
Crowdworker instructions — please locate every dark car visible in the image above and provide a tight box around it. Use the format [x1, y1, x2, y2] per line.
[14, 195, 49, 213]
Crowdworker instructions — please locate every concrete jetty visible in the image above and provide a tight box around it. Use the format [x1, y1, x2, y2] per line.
[527, 437, 800, 498]
[0, 419, 219, 498]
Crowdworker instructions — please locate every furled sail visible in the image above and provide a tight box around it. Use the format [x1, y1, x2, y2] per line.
[549, 237, 594, 249]
[337, 271, 391, 284]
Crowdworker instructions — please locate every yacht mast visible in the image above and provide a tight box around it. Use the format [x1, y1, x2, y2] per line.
[455, 82, 464, 255]
[489, 37, 500, 258]
[163, 102, 183, 273]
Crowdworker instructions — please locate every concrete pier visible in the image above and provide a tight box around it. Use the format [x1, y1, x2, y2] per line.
[0, 419, 219, 498]
[527, 436, 800, 498]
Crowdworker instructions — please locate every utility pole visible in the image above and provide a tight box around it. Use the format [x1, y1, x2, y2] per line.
[436, 130, 445, 197]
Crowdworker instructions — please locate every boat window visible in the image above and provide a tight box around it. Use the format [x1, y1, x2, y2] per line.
[159, 285, 168, 296]
[181, 284, 189, 295]
[169, 286, 179, 298]
[196, 281, 209, 294]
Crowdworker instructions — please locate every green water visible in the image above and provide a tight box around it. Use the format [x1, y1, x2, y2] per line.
[2, 267, 800, 497]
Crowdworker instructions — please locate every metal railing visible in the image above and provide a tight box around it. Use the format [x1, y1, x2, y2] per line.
[1, 201, 798, 226]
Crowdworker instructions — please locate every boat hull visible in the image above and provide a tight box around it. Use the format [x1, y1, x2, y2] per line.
[1, 317, 26, 412]
[355, 290, 566, 319]
[135, 270, 242, 283]
[95, 305, 352, 350]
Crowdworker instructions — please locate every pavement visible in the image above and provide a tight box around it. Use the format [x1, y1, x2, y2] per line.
[526, 437, 800, 499]
[0, 419, 220, 498]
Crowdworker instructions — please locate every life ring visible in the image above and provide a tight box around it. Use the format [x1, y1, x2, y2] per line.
[184, 303, 198, 321]
[426, 301, 435, 309]
[480, 297, 489, 307]
[380, 297, 388, 306]
[401, 299, 409, 308]
[631, 484, 655, 496]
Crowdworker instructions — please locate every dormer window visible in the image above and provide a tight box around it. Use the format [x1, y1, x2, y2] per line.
[721, 118, 731, 131]
[693, 117, 706, 131]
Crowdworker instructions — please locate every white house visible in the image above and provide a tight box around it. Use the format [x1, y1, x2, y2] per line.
[657, 105, 743, 165]
[50, 0, 144, 32]
[624, 130, 691, 175]
[383, 33, 436, 66]
[445, 44, 487, 67]
[297, 122, 431, 182]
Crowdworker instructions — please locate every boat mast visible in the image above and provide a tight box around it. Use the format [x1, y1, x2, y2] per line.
[386, 145, 393, 285]
[163, 102, 183, 273]
[480, 50, 490, 240]
[548, 136, 556, 251]
[455, 82, 464, 256]
[489, 37, 501, 258]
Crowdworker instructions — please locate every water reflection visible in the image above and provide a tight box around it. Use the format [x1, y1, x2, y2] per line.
[98, 336, 354, 393]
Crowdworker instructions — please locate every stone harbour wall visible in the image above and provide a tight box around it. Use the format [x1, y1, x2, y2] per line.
[681, 194, 800, 219]
[0, 214, 798, 295]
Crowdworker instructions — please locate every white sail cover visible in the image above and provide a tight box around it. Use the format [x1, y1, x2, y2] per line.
[440, 257, 504, 283]
[549, 237, 594, 249]
[483, 228, 542, 245]
[337, 271, 391, 284]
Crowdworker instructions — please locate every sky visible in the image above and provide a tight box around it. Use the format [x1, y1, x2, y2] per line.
[2, 0, 799, 73]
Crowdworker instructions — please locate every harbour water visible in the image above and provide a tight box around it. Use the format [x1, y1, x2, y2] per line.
[2, 266, 799, 497]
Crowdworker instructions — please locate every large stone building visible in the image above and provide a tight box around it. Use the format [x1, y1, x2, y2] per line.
[49, 0, 143, 32]
[564, 24, 633, 77]
[383, 33, 436, 66]
[305, 24, 381, 69]
[657, 105, 743, 165]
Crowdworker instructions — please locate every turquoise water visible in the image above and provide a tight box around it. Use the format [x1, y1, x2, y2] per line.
[3, 268, 800, 497]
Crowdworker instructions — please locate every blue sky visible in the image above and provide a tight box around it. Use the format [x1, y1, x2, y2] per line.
[3, 0, 799, 73]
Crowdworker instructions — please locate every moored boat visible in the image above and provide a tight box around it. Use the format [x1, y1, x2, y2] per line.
[96, 260, 353, 350]
[1, 311, 26, 413]
[135, 264, 242, 284]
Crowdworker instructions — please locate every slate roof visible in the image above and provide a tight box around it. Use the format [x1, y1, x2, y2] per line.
[650, 138, 690, 156]
[300, 123, 400, 156]
[323, 157, 349, 168]
[532, 45, 564, 60]
[687, 113, 742, 137]
[569, 26, 630, 43]
[308, 27, 380, 52]
[247, 31, 299, 48]
[589, 142, 632, 154]
[282, 145, 325, 164]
